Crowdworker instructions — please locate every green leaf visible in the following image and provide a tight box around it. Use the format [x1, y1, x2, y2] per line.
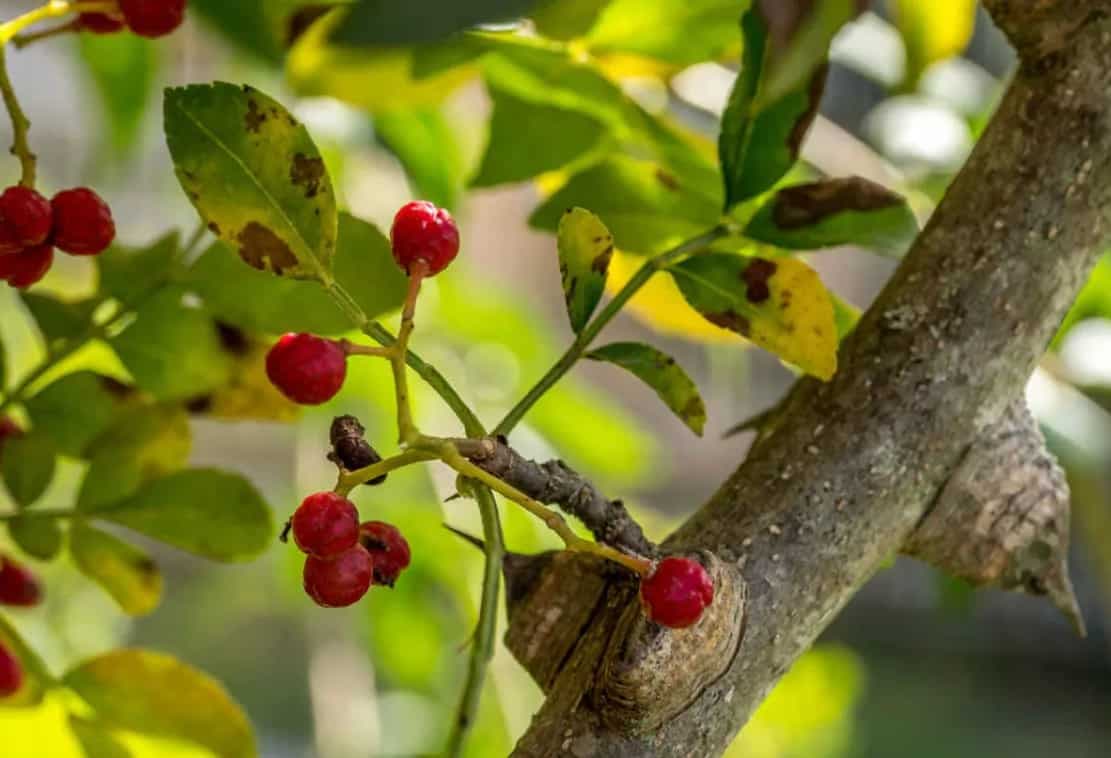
[719, 9, 827, 208]
[25, 372, 136, 457]
[69, 522, 162, 617]
[68, 716, 132, 758]
[531, 156, 721, 255]
[587, 0, 742, 66]
[188, 0, 284, 62]
[164, 82, 338, 280]
[332, 0, 541, 46]
[7, 517, 63, 561]
[471, 79, 608, 188]
[375, 107, 464, 209]
[20, 294, 97, 344]
[97, 232, 179, 304]
[77, 406, 191, 512]
[557, 208, 613, 332]
[744, 178, 919, 255]
[1, 431, 56, 507]
[64, 649, 256, 758]
[669, 253, 838, 379]
[0, 615, 52, 707]
[110, 288, 234, 402]
[94, 469, 272, 562]
[587, 342, 706, 435]
[188, 213, 407, 335]
[531, 0, 611, 39]
[77, 29, 159, 153]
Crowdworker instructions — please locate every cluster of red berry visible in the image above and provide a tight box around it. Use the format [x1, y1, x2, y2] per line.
[0, 555, 42, 698]
[292, 492, 411, 607]
[80, 0, 187, 38]
[0, 186, 115, 288]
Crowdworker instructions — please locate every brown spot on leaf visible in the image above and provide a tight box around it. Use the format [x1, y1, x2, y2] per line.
[772, 177, 904, 230]
[185, 395, 214, 414]
[236, 222, 298, 274]
[706, 310, 751, 336]
[244, 99, 266, 133]
[742, 258, 777, 304]
[291, 153, 325, 198]
[655, 168, 681, 191]
[591, 244, 614, 274]
[286, 5, 331, 46]
[787, 65, 827, 157]
[681, 395, 706, 426]
[207, 221, 221, 236]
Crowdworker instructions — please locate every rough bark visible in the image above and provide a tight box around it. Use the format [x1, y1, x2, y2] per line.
[508, 4, 1111, 755]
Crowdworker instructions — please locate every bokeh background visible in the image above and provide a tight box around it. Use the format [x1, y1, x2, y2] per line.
[1, 1, 1109, 756]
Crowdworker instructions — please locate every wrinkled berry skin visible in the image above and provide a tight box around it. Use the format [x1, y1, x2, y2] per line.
[0, 556, 43, 607]
[79, 12, 126, 33]
[266, 333, 347, 405]
[0, 642, 22, 698]
[390, 201, 460, 276]
[303, 546, 374, 608]
[51, 188, 115, 256]
[0, 245, 53, 289]
[0, 187, 52, 247]
[292, 492, 359, 559]
[119, 0, 187, 38]
[359, 521, 411, 587]
[639, 556, 714, 629]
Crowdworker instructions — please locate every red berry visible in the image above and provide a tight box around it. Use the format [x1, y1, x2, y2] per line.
[303, 546, 374, 608]
[639, 556, 714, 629]
[0, 642, 22, 698]
[79, 12, 126, 33]
[0, 417, 21, 461]
[0, 245, 53, 289]
[0, 186, 52, 247]
[51, 188, 115, 256]
[0, 556, 42, 607]
[291, 492, 359, 559]
[359, 521, 411, 587]
[390, 201, 460, 276]
[265, 333, 347, 405]
[118, 0, 187, 38]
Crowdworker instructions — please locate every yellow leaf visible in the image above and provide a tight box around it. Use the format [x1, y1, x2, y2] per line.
[890, 0, 977, 82]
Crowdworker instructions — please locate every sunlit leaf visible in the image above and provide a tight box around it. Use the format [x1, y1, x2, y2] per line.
[375, 107, 464, 209]
[333, 0, 541, 45]
[70, 522, 162, 617]
[164, 82, 337, 280]
[24, 372, 136, 457]
[63, 649, 256, 758]
[587, 0, 741, 66]
[557, 208, 613, 332]
[68, 716, 132, 758]
[1, 431, 56, 508]
[94, 469, 272, 562]
[890, 0, 977, 84]
[97, 232, 179, 305]
[531, 0, 610, 39]
[669, 253, 837, 378]
[77, 30, 159, 153]
[7, 517, 63, 561]
[744, 177, 918, 255]
[587, 342, 706, 434]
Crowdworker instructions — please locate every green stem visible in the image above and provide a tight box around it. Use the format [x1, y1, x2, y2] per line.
[0, 2, 116, 46]
[0, 45, 34, 187]
[493, 226, 728, 436]
[335, 448, 435, 496]
[0, 316, 109, 415]
[0, 507, 79, 522]
[391, 263, 426, 445]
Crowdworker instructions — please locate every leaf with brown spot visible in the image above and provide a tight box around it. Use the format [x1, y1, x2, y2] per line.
[587, 342, 707, 435]
[669, 253, 838, 379]
[744, 177, 919, 256]
[70, 522, 163, 617]
[557, 207, 614, 333]
[164, 82, 337, 281]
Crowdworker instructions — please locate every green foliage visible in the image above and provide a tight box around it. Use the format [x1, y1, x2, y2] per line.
[76, 30, 159, 153]
[586, 0, 741, 65]
[164, 82, 338, 280]
[23, 372, 133, 457]
[1, 431, 56, 507]
[69, 522, 163, 616]
[557, 207, 613, 332]
[587, 342, 706, 435]
[19, 294, 96, 344]
[376, 107, 465, 209]
[334, 0, 542, 46]
[97, 232, 180, 303]
[6, 517, 63, 561]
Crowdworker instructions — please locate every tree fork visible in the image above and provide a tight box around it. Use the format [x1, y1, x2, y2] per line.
[509, 4, 1111, 755]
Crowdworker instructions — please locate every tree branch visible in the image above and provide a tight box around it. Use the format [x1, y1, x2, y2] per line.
[508, 6, 1111, 755]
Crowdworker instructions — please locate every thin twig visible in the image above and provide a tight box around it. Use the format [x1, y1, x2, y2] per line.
[0, 45, 34, 187]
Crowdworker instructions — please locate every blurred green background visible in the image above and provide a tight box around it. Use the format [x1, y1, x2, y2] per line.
[0, 1, 1109, 756]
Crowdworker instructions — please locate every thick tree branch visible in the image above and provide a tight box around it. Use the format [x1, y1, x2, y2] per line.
[510, 6, 1111, 755]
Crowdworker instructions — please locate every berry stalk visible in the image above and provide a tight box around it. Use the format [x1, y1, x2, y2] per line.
[0, 46, 34, 187]
[390, 259, 427, 445]
[334, 448, 435, 496]
[0, 2, 117, 45]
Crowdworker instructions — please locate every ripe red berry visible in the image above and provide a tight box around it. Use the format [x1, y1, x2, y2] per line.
[359, 521, 411, 587]
[0, 556, 42, 608]
[79, 12, 126, 33]
[265, 333, 347, 405]
[639, 556, 714, 629]
[0, 245, 53, 289]
[0, 416, 21, 459]
[303, 546, 374, 608]
[291, 492, 359, 559]
[118, 0, 187, 38]
[0, 186, 52, 247]
[0, 642, 22, 698]
[51, 188, 115, 256]
[390, 201, 460, 276]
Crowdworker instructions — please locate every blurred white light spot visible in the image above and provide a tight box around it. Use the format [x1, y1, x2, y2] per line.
[831, 11, 906, 88]
[920, 58, 999, 116]
[295, 98, 371, 143]
[1059, 318, 1111, 386]
[621, 76, 669, 114]
[864, 96, 972, 172]
[671, 62, 736, 116]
